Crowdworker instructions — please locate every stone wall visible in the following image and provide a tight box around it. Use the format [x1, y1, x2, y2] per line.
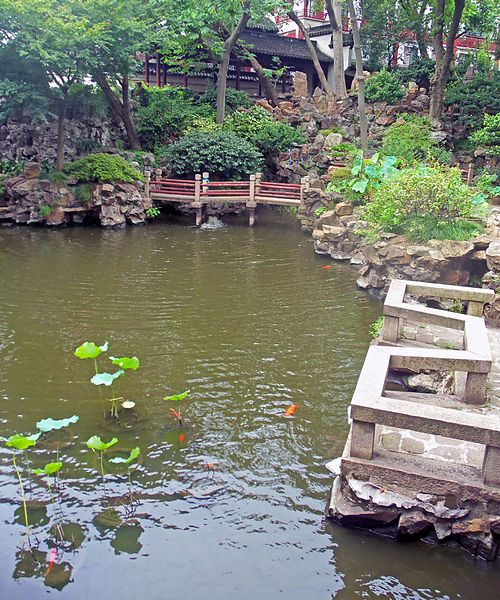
[0, 114, 126, 165]
[0, 163, 151, 228]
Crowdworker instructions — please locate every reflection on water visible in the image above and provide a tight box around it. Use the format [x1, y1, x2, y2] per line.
[0, 214, 499, 599]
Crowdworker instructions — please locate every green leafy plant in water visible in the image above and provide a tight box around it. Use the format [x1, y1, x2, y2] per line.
[91, 370, 125, 418]
[1, 433, 40, 544]
[87, 435, 118, 483]
[110, 447, 141, 501]
[74, 341, 108, 375]
[36, 414, 79, 465]
[164, 390, 190, 426]
[146, 206, 160, 218]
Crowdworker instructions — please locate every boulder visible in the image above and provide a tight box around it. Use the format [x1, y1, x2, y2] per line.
[407, 81, 419, 99]
[486, 241, 500, 271]
[322, 224, 345, 242]
[324, 132, 343, 150]
[24, 162, 41, 179]
[293, 72, 308, 98]
[398, 509, 433, 538]
[45, 207, 67, 226]
[318, 210, 341, 227]
[430, 239, 474, 259]
[376, 115, 395, 127]
[334, 202, 353, 216]
[99, 203, 126, 227]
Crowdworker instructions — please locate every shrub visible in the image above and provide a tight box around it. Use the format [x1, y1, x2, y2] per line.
[365, 68, 406, 104]
[382, 117, 433, 162]
[251, 121, 305, 155]
[444, 72, 500, 131]
[66, 84, 108, 119]
[329, 143, 357, 160]
[224, 106, 273, 140]
[395, 58, 435, 89]
[198, 85, 252, 114]
[0, 159, 24, 176]
[364, 165, 481, 242]
[136, 85, 200, 148]
[184, 116, 222, 134]
[164, 131, 263, 180]
[75, 183, 94, 203]
[48, 171, 68, 186]
[64, 153, 144, 184]
[470, 113, 500, 157]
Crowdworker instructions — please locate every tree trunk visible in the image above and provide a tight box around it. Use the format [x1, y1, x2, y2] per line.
[287, 10, 333, 96]
[346, 0, 368, 150]
[94, 71, 141, 150]
[216, 6, 251, 123]
[237, 49, 279, 104]
[56, 95, 67, 172]
[121, 74, 141, 150]
[325, 0, 347, 98]
[429, 0, 465, 121]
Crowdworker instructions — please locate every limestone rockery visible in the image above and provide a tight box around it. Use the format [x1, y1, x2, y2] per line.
[0, 163, 152, 228]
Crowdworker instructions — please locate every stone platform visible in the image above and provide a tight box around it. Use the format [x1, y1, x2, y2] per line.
[326, 279, 500, 560]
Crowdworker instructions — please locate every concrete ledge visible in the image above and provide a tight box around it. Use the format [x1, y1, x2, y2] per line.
[405, 280, 495, 303]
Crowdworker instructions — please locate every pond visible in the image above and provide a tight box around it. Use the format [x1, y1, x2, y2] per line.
[0, 211, 499, 598]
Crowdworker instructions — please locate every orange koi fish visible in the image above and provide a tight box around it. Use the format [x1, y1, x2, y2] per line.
[321, 265, 332, 269]
[285, 403, 299, 416]
[179, 434, 185, 444]
[45, 548, 56, 577]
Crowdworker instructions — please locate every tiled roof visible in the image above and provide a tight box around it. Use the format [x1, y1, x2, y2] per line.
[240, 30, 333, 63]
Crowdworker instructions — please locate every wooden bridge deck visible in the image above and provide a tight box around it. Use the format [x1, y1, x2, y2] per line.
[146, 171, 308, 226]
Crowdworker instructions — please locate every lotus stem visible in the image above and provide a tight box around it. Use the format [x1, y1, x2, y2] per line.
[100, 450, 105, 484]
[12, 453, 29, 533]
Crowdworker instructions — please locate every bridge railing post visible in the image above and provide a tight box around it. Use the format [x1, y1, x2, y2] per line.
[155, 168, 162, 182]
[193, 174, 202, 226]
[248, 174, 257, 226]
[144, 171, 151, 196]
[255, 173, 262, 199]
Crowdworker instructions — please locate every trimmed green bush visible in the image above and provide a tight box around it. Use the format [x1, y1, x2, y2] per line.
[224, 106, 273, 140]
[364, 165, 482, 242]
[470, 113, 500, 157]
[365, 68, 406, 104]
[444, 72, 500, 131]
[64, 153, 144, 184]
[198, 85, 252, 114]
[251, 121, 305, 155]
[395, 58, 435, 89]
[164, 131, 263, 180]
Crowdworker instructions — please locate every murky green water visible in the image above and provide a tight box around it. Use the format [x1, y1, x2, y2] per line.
[0, 211, 498, 599]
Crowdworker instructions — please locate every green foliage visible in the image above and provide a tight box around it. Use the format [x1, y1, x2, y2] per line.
[395, 58, 435, 89]
[328, 153, 400, 202]
[198, 85, 252, 114]
[364, 165, 482, 242]
[64, 154, 144, 184]
[365, 68, 406, 104]
[74, 341, 108, 360]
[75, 184, 94, 204]
[470, 114, 500, 156]
[109, 356, 140, 370]
[329, 143, 357, 160]
[314, 206, 328, 218]
[136, 85, 199, 147]
[34, 462, 63, 476]
[91, 370, 124, 387]
[109, 447, 140, 465]
[319, 126, 345, 136]
[369, 316, 384, 339]
[184, 115, 222, 134]
[146, 206, 161, 218]
[39, 205, 53, 217]
[1, 433, 40, 450]
[382, 117, 433, 162]
[66, 83, 108, 119]
[87, 436, 118, 452]
[444, 72, 500, 131]
[164, 390, 190, 403]
[36, 415, 79, 433]
[0, 160, 24, 176]
[428, 146, 452, 165]
[164, 131, 263, 180]
[251, 121, 305, 155]
[48, 171, 68, 186]
[224, 107, 273, 140]
[473, 172, 500, 198]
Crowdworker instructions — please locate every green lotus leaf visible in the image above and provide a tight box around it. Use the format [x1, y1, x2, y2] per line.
[86, 435, 118, 451]
[74, 341, 108, 359]
[109, 356, 140, 370]
[164, 390, 190, 402]
[109, 447, 140, 465]
[2, 433, 40, 450]
[36, 415, 79, 432]
[91, 370, 124, 386]
[34, 461, 62, 475]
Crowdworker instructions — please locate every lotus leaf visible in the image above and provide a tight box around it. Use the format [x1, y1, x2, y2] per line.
[164, 390, 190, 402]
[91, 370, 124, 386]
[36, 415, 79, 432]
[74, 341, 108, 359]
[86, 435, 118, 451]
[2, 433, 40, 450]
[109, 447, 140, 465]
[34, 461, 62, 475]
[109, 356, 140, 370]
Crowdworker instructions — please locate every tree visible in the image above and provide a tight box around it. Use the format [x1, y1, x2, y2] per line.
[429, 0, 466, 121]
[74, 0, 161, 150]
[346, 0, 368, 150]
[324, 0, 347, 97]
[0, 0, 101, 170]
[286, 8, 333, 95]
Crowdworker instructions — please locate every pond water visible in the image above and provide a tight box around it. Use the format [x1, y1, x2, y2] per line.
[0, 211, 499, 599]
